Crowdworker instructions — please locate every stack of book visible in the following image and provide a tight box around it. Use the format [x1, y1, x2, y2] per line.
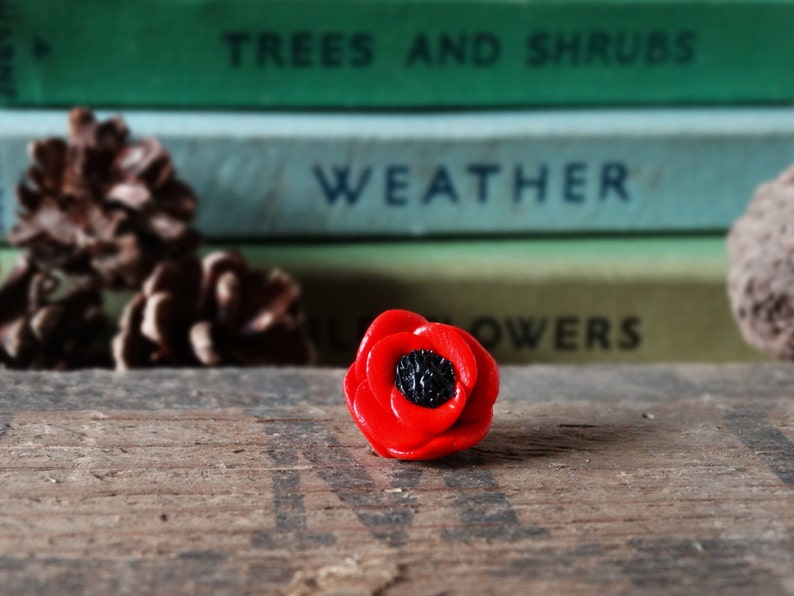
[2, 0, 789, 365]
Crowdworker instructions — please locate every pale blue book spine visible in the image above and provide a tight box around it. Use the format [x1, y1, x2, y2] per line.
[0, 108, 792, 237]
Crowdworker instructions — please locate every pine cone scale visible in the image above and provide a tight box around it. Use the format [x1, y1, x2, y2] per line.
[107, 182, 151, 210]
[190, 321, 223, 366]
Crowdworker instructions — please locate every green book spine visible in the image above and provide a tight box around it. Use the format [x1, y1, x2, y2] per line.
[3, 0, 794, 108]
[2, 108, 793, 237]
[0, 238, 757, 366]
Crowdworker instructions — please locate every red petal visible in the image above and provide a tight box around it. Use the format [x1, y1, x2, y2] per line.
[386, 413, 494, 460]
[354, 310, 426, 381]
[415, 323, 478, 394]
[351, 381, 430, 455]
[389, 381, 467, 437]
[365, 331, 434, 410]
[456, 328, 500, 423]
[343, 363, 360, 412]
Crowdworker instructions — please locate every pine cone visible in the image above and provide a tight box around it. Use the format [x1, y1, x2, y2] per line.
[727, 165, 794, 358]
[0, 256, 111, 369]
[113, 251, 315, 369]
[10, 107, 200, 289]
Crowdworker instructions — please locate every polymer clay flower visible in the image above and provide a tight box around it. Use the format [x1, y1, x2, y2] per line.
[343, 310, 499, 460]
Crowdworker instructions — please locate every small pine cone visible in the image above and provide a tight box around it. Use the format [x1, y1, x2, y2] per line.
[0, 256, 111, 370]
[10, 107, 200, 289]
[113, 251, 315, 369]
[727, 165, 794, 358]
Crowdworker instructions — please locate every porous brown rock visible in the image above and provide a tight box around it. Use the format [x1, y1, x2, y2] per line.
[727, 165, 794, 358]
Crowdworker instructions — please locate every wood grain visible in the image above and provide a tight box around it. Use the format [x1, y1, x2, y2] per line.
[1, 364, 794, 594]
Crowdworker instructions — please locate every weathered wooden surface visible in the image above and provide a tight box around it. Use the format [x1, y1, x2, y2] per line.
[1, 364, 794, 595]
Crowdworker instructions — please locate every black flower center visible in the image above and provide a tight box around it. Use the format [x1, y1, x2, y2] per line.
[395, 349, 456, 409]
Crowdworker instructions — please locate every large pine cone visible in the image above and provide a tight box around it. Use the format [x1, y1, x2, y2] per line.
[113, 251, 315, 368]
[10, 107, 200, 289]
[727, 165, 794, 358]
[0, 256, 111, 369]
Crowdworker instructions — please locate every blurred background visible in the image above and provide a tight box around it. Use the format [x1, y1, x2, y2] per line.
[2, 0, 791, 367]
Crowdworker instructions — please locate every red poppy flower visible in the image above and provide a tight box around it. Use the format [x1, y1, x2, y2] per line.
[343, 309, 500, 460]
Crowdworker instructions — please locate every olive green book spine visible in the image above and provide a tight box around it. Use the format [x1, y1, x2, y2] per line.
[0, 238, 762, 365]
[235, 238, 760, 365]
[3, 0, 794, 108]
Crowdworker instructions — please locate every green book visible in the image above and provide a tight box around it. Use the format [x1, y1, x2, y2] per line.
[1, 108, 792, 237]
[0, 238, 763, 365]
[3, 0, 794, 108]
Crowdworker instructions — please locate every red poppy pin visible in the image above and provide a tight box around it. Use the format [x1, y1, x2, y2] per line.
[343, 310, 500, 460]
